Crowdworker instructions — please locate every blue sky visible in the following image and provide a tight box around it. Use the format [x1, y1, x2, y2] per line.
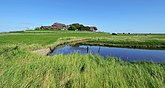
[0, 0, 165, 33]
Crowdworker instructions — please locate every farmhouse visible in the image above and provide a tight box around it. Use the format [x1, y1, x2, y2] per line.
[37, 22, 68, 30]
[35, 22, 98, 32]
[51, 22, 68, 30]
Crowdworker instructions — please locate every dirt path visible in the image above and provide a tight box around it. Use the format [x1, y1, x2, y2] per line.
[33, 38, 89, 55]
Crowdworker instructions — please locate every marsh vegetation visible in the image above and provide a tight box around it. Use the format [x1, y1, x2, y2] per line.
[0, 30, 165, 88]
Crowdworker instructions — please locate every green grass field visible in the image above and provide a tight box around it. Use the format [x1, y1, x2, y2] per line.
[0, 30, 165, 88]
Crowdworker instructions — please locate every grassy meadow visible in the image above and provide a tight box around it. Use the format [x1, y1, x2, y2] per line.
[0, 30, 165, 88]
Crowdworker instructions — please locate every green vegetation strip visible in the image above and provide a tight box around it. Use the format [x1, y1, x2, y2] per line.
[0, 30, 165, 87]
[0, 47, 165, 88]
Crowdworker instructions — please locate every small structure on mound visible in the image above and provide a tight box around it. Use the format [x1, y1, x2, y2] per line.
[51, 22, 69, 30]
[112, 32, 117, 35]
[35, 22, 98, 32]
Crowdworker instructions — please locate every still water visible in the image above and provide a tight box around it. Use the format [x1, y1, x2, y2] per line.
[50, 45, 165, 63]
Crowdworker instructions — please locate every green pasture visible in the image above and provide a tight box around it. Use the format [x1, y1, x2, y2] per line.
[0, 30, 165, 88]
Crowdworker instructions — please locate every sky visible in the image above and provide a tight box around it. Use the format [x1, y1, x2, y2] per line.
[0, 0, 165, 33]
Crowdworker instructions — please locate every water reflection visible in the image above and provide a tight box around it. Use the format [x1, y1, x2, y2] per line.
[50, 45, 165, 63]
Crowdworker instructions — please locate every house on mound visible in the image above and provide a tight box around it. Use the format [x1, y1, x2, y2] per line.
[35, 22, 97, 32]
[51, 23, 69, 30]
[37, 22, 69, 30]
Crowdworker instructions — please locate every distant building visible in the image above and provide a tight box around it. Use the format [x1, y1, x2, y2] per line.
[51, 22, 68, 30]
[89, 26, 97, 32]
[38, 22, 68, 30]
[36, 22, 97, 32]
[112, 32, 117, 35]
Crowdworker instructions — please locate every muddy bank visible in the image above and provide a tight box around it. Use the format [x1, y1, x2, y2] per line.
[33, 38, 88, 55]
[33, 48, 51, 55]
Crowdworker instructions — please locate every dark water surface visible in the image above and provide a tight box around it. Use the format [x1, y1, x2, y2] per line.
[50, 45, 165, 63]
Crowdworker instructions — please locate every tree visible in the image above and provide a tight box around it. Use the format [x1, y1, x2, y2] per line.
[68, 25, 77, 31]
[35, 27, 42, 30]
[68, 23, 92, 31]
[83, 26, 90, 31]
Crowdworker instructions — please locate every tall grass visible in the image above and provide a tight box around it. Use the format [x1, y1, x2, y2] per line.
[0, 47, 165, 88]
[0, 30, 165, 87]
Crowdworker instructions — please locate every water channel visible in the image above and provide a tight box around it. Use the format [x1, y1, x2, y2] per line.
[50, 45, 165, 63]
